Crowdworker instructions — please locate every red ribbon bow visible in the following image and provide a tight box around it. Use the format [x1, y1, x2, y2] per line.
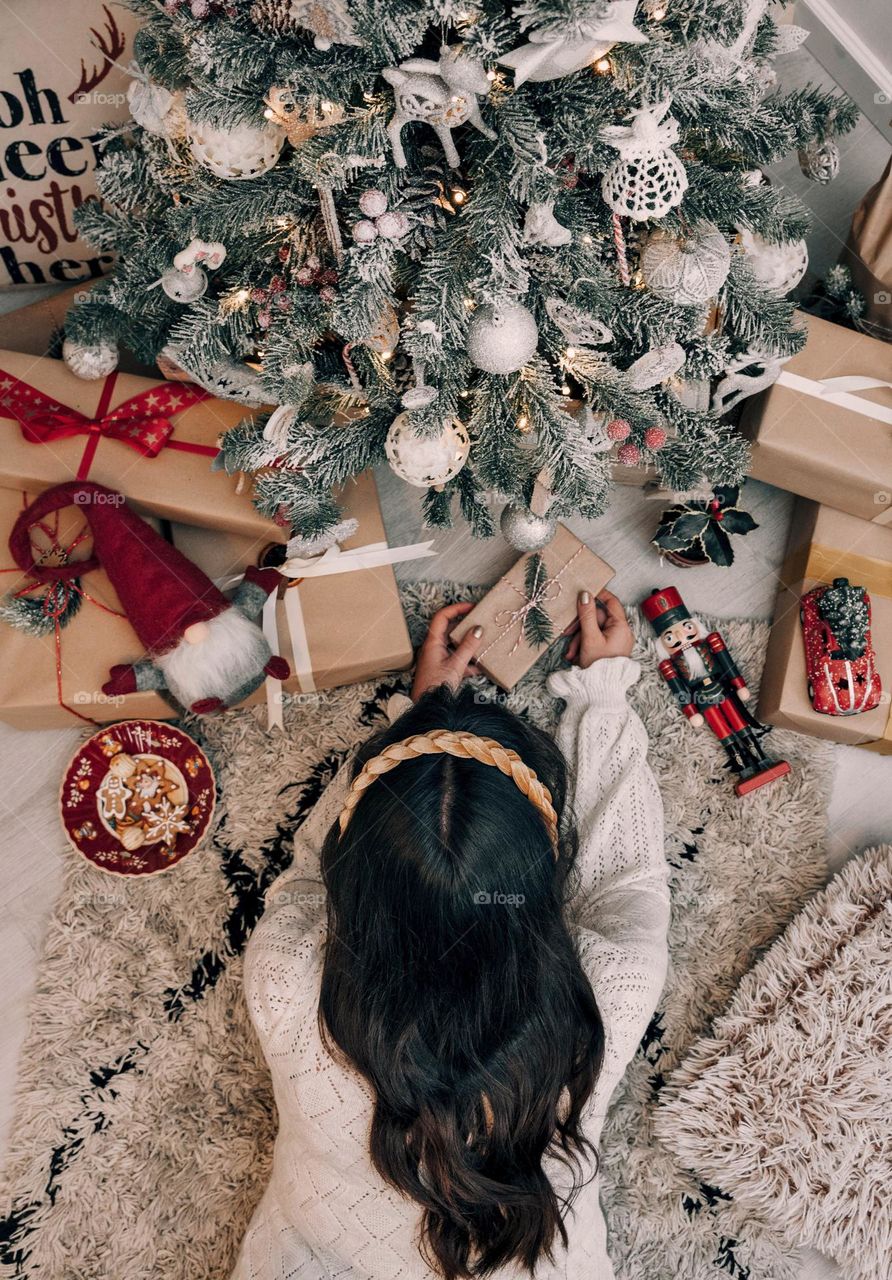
[0, 366, 217, 481]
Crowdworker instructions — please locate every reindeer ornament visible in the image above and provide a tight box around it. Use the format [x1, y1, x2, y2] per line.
[382, 45, 496, 169]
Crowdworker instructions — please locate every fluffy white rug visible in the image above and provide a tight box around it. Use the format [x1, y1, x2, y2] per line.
[0, 588, 833, 1280]
[655, 844, 892, 1280]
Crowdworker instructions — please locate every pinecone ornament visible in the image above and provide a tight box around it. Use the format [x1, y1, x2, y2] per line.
[249, 0, 362, 48]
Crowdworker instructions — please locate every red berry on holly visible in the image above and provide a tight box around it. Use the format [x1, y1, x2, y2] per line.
[276, 295, 292, 311]
[278, 246, 291, 262]
[269, 275, 285, 294]
[257, 308, 272, 328]
[644, 426, 667, 450]
[617, 442, 641, 466]
[319, 285, 337, 303]
[295, 266, 314, 285]
[607, 418, 631, 441]
[250, 287, 267, 304]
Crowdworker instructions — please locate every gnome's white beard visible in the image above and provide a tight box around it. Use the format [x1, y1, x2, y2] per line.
[156, 606, 269, 707]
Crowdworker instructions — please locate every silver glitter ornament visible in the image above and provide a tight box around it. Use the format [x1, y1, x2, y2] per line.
[500, 502, 556, 552]
[466, 301, 538, 374]
[798, 139, 840, 185]
[62, 338, 118, 380]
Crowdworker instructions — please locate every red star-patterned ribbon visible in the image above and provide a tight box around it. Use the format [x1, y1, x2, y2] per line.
[0, 367, 219, 481]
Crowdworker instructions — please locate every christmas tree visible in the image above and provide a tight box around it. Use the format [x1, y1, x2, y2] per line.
[64, 0, 857, 547]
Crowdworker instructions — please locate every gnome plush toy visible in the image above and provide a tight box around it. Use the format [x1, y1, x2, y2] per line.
[8, 481, 289, 715]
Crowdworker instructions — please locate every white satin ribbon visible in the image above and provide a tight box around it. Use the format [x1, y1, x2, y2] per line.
[279, 539, 435, 579]
[777, 370, 892, 427]
[261, 538, 436, 730]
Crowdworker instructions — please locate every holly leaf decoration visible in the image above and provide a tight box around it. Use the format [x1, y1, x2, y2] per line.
[700, 520, 735, 567]
[522, 552, 555, 649]
[653, 511, 710, 551]
[720, 508, 759, 535]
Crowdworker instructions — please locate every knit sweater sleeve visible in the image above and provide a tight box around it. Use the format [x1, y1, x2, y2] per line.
[546, 656, 670, 1079]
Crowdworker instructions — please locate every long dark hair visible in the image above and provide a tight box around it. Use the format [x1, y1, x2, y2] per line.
[318, 684, 604, 1279]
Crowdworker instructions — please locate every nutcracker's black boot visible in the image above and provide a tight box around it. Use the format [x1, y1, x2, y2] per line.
[729, 729, 793, 796]
[720, 737, 751, 778]
[734, 728, 777, 772]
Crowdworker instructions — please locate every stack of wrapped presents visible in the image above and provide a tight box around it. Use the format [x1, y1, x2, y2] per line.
[741, 312, 892, 754]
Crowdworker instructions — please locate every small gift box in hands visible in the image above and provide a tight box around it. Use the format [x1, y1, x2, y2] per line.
[450, 525, 615, 691]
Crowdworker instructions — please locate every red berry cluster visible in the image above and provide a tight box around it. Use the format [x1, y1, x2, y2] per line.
[606, 419, 668, 467]
[250, 274, 291, 330]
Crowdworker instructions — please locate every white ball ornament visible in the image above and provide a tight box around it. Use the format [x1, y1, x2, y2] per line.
[358, 189, 388, 218]
[500, 503, 556, 552]
[640, 223, 731, 305]
[385, 413, 470, 488]
[466, 302, 538, 375]
[738, 229, 809, 295]
[62, 338, 119, 381]
[189, 118, 284, 180]
[160, 265, 209, 303]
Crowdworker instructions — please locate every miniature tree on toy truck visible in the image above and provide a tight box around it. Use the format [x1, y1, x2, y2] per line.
[64, 0, 856, 550]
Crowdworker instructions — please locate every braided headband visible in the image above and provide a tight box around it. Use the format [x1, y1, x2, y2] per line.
[338, 730, 560, 854]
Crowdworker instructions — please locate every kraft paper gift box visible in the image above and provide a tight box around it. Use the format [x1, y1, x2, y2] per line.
[0, 487, 174, 729]
[450, 525, 615, 692]
[0, 283, 155, 374]
[171, 470, 416, 710]
[0, 347, 286, 541]
[758, 498, 892, 754]
[740, 312, 892, 526]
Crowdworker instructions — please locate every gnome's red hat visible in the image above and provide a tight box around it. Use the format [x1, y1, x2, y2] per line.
[10, 481, 230, 657]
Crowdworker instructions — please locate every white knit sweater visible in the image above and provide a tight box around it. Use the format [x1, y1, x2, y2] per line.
[231, 656, 670, 1280]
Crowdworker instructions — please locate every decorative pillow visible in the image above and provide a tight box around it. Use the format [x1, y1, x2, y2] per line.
[1, 1, 141, 287]
[655, 845, 892, 1280]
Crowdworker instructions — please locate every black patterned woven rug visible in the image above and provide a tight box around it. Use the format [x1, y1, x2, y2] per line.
[0, 585, 832, 1280]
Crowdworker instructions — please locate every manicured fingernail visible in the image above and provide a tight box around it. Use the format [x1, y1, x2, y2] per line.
[579, 591, 591, 605]
[473, 626, 483, 638]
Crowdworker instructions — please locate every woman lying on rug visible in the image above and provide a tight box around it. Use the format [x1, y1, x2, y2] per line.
[231, 589, 670, 1280]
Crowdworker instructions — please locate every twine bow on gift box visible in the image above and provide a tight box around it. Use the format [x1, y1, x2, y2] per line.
[0, 367, 218, 481]
[478, 545, 585, 659]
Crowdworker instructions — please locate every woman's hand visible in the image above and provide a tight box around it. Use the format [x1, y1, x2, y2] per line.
[564, 588, 634, 668]
[411, 603, 484, 701]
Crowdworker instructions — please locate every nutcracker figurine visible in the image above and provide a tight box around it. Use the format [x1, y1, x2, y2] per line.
[641, 587, 791, 797]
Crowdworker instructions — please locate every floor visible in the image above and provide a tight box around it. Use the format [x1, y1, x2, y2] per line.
[1, 40, 889, 1280]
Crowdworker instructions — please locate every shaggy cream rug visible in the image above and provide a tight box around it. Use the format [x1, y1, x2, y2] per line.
[0, 588, 833, 1280]
[655, 844, 892, 1280]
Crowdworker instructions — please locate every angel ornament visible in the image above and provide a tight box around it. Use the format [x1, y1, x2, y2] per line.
[382, 45, 496, 169]
[599, 99, 688, 221]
